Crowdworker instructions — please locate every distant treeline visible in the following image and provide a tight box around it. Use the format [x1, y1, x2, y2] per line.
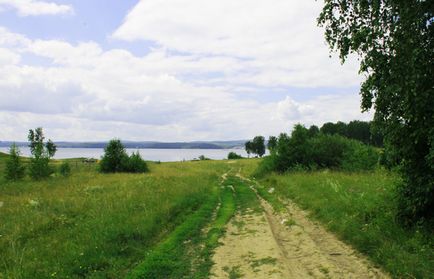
[317, 120, 383, 147]
[0, 140, 246, 150]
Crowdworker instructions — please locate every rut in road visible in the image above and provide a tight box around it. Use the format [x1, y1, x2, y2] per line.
[210, 174, 389, 279]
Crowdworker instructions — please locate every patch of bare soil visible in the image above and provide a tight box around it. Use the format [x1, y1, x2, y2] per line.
[210, 176, 390, 279]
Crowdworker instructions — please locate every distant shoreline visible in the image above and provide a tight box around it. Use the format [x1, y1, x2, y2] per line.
[0, 140, 246, 150]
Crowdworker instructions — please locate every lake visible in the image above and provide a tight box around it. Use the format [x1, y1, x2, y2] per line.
[0, 147, 249, 162]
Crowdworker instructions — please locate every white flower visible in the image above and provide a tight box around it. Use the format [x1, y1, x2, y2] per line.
[28, 199, 39, 207]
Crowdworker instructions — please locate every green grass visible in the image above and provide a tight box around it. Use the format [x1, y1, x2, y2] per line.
[257, 169, 434, 278]
[0, 154, 230, 278]
[2, 151, 432, 278]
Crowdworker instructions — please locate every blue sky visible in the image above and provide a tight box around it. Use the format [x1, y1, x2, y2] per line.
[0, 0, 371, 141]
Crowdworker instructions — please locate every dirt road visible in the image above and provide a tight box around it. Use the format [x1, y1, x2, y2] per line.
[210, 175, 389, 279]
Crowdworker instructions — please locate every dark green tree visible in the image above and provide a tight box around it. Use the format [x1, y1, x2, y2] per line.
[99, 139, 129, 173]
[28, 128, 57, 179]
[319, 0, 434, 224]
[267, 136, 278, 152]
[100, 140, 148, 173]
[252, 136, 266, 157]
[347, 120, 371, 145]
[4, 143, 25, 181]
[320, 122, 338, 135]
[245, 141, 253, 158]
[308, 125, 320, 137]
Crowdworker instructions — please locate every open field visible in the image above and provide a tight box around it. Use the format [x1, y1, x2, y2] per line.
[1, 154, 432, 278]
[0, 155, 229, 278]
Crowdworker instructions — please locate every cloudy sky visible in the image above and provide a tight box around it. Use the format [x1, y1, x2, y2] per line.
[0, 0, 371, 142]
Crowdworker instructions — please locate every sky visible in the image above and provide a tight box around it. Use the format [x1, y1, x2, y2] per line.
[0, 0, 372, 142]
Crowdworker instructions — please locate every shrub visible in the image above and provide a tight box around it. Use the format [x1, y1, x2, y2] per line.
[253, 155, 276, 178]
[257, 124, 379, 173]
[59, 162, 71, 177]
[341, 140, 379, 171]
[5, 144, 25, 181]
[198, 155, 210, 161]
[100, 139, 148, 173]
[125, 152, 148, 173]
[227, 152, 243, 160]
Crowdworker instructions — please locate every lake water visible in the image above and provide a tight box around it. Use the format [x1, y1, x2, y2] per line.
[0, 147, 249, 162]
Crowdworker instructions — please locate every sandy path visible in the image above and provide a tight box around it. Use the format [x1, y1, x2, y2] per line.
[210, 175, 389, 279]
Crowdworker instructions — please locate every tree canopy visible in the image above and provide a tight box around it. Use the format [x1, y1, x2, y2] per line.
[319, 0, 434, 224]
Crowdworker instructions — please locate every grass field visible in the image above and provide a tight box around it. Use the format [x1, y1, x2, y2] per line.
[1, 153, 432, 278]
[0, 154, 229, 278]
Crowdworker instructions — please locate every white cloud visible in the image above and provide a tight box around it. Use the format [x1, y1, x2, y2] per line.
[113, 0, 361, 88]
[0, 0, 73, 16]
[0, 20, 370, 141]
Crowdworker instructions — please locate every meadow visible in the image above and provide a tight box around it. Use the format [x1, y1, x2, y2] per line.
[0, 154, 229, 278]
[1, 154, 432, 278]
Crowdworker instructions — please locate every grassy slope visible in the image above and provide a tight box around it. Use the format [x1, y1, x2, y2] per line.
[252, 167, 433, 278]
[0, 155, 229, 278]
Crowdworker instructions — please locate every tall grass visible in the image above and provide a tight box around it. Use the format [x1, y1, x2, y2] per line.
[258, 170, 433, 278]
[0, 156, 228, 278]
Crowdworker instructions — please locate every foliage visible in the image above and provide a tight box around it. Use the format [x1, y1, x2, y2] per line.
[4, 143, 25, 181]
[126, 151, 149, 173]
[245, 136, 266, 157]
[252, 136, 266, 157]
[99, 139, 129, 173]
[59, 162, 71, 177]
[320, 120, 383, 146]
[28, 127, 57, 180]
[99, 139, 148, 173]
[267, 136, 277, 152]
[244, 141, 253, 157]
[318, 0, 434, 224]
[227, 152, 243, 159]
[308, 125, 319, 138]
[198, 155, 211, 161]
[260, 124, 379, 173]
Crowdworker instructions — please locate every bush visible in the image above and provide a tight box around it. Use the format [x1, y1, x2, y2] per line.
[253, 155, 276, 178]
[258, 124, 379, 173]
[125, 152, 149, 173]
[59, 162, 71, 177]
[198, 155, 210, 161]
[5, 144, 25, 181]
[227, 152, 243, 159]
[100, 139, 148, 173]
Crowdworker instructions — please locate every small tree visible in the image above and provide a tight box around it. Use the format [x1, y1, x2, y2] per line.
[100, 140, 148, 173]
[5, 143, 25, 181]
[28, 128, 56, 180]
[99, 139, 129, 173]
[252, 136, 266, 157]
[245, 141, 253, 158]
[267, 136, 277, 153]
